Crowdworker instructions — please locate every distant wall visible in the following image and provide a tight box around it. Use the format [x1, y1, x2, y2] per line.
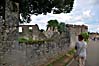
[66, 24, 88, 48]
[89, 32, 99, 40]
[19, 24, 47, 40]
[19, 24, 88, 49]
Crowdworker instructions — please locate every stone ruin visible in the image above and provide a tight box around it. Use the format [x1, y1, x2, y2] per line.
[19, 24, 88, 41]
[66, 24, 88, 47]
[19, 24, 47, 40]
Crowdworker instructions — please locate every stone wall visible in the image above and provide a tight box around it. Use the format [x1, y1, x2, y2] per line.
[18, 23, 88, 52]
[0, 32, 70, 66]
[0, 0, 19, 66]
[66, 24, 88, 48]
[0, 1, 88, 65]
[19, 24, 47, 40]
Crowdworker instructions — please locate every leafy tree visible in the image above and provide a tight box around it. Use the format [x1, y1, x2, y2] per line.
[0, 0, 74, 22]
[47, 20, 67, 33]
[81, 32, 89, 43]
[47, 20, 59, 31]
[19, 0, 74, 23]
[58, 22, 66, 33]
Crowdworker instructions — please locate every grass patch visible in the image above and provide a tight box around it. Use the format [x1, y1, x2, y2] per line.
[47, 55, 67, 66]
[47, 49, 75, 66]
[63, 57, 73, 66]
[67, 48, 76, 55]
[63, 48, 76, 66]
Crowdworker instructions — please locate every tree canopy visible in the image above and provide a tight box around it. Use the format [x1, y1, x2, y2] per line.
[47, 20, 67, 33]
[58, 22, 66, 33]
[0, 0, 74, 23]
[47, 20, 59, 30]
[19, 0, 74, 23]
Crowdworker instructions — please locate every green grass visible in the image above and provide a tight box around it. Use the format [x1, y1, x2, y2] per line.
[47, 49, 75, 66]
[63, 57, 73, 66]
[67, 49, 75, 55]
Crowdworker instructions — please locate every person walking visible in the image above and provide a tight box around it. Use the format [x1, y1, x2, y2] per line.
[75, 35, 87, 66]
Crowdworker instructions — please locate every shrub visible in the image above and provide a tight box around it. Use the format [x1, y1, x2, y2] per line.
[81, 32, 89, 43]
[18, 37, 53, 44]
[18, 37, 28, 43]
[28, 38, 33, 43]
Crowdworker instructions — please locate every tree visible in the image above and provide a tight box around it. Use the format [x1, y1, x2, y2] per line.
[19, 0, 74, 23]
[81, 32, 89, 43]
[0, 0, 74, 23]
[47, 20, 59, 31]
[58, 22, 66, 33]
[47, 20, 67, 33]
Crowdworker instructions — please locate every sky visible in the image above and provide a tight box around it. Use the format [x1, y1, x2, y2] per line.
[21, 0, 99, 33]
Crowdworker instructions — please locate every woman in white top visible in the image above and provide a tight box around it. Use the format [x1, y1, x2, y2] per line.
[75, 35, 87, 66]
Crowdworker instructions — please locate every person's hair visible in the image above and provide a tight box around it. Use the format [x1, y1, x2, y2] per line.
[78, 35, 84, 41]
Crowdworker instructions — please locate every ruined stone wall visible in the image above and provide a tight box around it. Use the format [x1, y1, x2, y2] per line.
[19, 25, 47, 40]
[0, 0, 19, 41]
[19, 25, 34, 39]
[0, 1, 88, 65]
[19, 24, 88, 49]
[19, 39, 70, 66]
[66, 24, 88, 48]
[0, 32, 70, 66]
[0, 0, 19, 66]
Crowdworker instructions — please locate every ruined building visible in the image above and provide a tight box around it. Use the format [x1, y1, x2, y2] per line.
[19, 24, 88, 41]
[19, 24, 47, 40]
[66, 24, 88, 35]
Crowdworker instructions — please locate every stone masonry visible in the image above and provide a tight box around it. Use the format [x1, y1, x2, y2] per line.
[0, 0, 88, 66]
[1, 32, 70, 66]
[19, 24, 47, 40]
[66, 24, 88, 48]
[0, 0, 19, 66]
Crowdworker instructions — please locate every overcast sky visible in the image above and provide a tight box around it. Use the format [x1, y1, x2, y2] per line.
[21, 0, 99, 32]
